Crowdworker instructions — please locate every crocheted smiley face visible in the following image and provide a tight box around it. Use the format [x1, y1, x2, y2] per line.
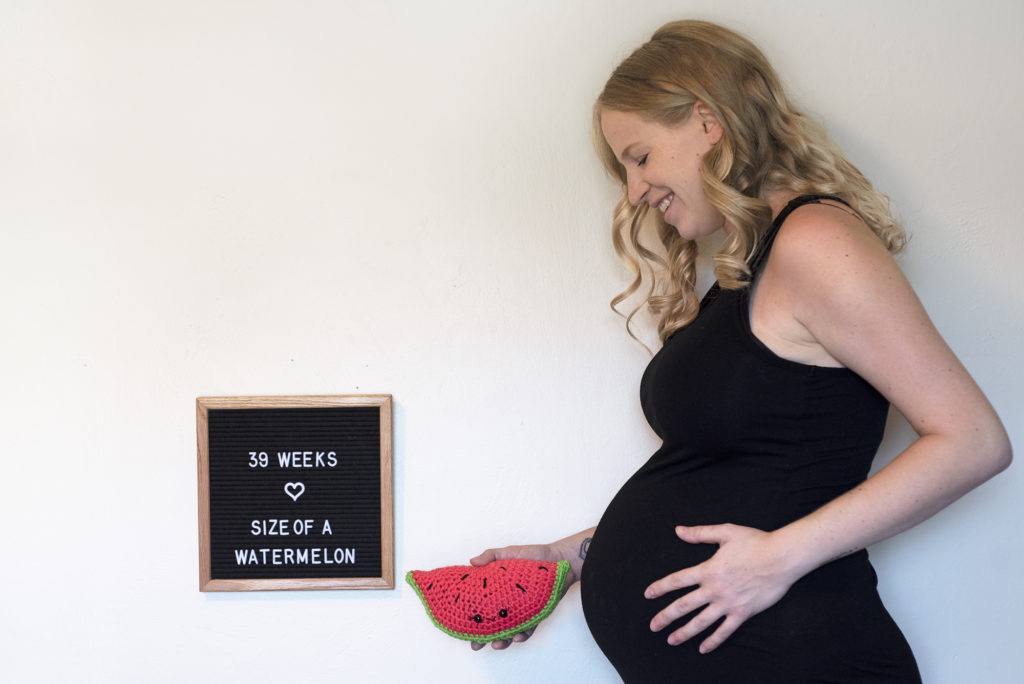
[406, 559, 570, 643]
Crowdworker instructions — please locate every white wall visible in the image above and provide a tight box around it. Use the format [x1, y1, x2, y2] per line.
[2, 1, 1021, 682]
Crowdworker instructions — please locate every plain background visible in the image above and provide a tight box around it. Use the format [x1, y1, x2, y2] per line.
[2, 1, 1021, 682]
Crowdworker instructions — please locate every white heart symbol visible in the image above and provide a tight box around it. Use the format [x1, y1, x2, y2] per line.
[284, 482, 306, 502]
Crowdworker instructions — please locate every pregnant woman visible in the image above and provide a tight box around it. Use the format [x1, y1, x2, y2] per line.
[471, 19, 1011, 683]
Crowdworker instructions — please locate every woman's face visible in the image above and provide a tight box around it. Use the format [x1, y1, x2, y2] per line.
[600, 107, 725, 239]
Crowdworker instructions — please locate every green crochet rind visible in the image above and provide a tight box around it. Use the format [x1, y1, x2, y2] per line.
[406, 560, 571, 643]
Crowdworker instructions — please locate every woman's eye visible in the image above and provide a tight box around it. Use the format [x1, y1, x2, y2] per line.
[637, 154, 648, 167]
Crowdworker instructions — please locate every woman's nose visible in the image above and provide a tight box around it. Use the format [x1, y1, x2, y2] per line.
[626, 173, 648, 206]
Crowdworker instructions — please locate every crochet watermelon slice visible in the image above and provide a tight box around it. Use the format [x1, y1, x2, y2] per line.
[406, 559, 570, 642]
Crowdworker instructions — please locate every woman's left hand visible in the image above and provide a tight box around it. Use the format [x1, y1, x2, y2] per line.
[645, 524, 801, 654]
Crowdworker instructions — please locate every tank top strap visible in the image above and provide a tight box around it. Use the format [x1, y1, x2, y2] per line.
[747, 194, 850, 276]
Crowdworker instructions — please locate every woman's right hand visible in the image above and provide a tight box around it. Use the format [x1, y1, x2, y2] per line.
[467, 529, 593, 651]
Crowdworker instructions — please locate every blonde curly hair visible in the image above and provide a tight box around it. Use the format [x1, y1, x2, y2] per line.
[594, 20, 904, 344]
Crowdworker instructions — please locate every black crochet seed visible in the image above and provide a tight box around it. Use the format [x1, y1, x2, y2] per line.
[499, 609, 508, 618]
[473, 614, 482, 623]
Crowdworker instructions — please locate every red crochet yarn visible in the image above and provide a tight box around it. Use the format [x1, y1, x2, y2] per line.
[406, 559, 570, 642]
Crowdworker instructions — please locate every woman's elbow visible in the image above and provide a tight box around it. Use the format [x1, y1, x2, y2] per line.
[992, 432, 1012, 474]
[978, 420, 1012, 479]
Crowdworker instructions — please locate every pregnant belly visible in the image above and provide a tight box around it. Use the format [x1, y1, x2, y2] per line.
[586, 453, 791, 579]
[580, 458, 776, 637]
[578, 455, 914, 683]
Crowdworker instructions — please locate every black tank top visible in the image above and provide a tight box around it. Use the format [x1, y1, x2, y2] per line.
[580, 195, 921, 683]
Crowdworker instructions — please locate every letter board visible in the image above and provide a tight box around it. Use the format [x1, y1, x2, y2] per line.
[197, 395, 393, 591]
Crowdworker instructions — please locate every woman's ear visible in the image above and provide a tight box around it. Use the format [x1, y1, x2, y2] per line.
[694, 101, 723, 144]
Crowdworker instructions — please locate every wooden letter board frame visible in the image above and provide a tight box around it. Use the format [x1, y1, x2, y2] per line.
[197, 395, 393, 591]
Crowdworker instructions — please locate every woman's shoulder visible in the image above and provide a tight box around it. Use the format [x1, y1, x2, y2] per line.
[750, 197, 904, 368]
[766, 198, 896, 290]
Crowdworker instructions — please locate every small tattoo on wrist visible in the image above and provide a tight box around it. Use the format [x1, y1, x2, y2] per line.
[579, 537, 591, 561]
